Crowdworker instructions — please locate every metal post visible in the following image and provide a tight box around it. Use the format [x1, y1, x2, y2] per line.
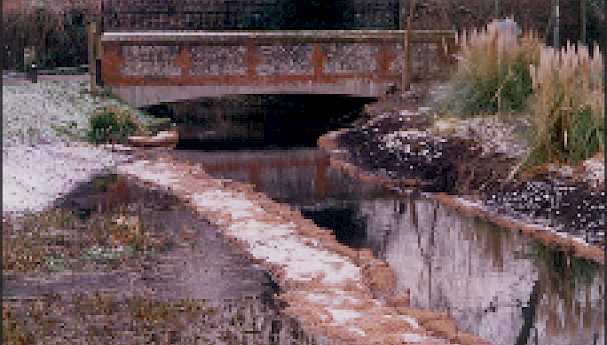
[495, 0, 499, 19]
[30, 63, 38, 83]
[403, 0, 416, 91]
[88, 21, 97, 93]
[554, 0, 560, 49]
[581, 0, 586, 45]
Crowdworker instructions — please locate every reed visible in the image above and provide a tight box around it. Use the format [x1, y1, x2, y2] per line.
[521, 42, 604, 172]
[436, 21, 542, 120]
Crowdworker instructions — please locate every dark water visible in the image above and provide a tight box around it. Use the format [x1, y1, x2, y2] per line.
[144, 93, 604, 345]
[172, 147, 604, 345]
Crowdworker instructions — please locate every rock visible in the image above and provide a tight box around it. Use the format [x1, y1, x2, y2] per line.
[127, 130, 179, 148]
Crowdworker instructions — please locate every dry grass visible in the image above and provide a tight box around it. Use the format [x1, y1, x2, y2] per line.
[521, 42, 604, 173]
[2, 175, 187, 277]
[436, 20, 542, 119]
[435, 19, 604, 178]
[3, 294, 318, 345]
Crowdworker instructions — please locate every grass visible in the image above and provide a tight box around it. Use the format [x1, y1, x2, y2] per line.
[86, 104, 147, 144]
[434, 21, 542, 120]
[2, 81, 172, 146]
[432, 19, 604, 178]
[2, 174, 194, 277]
[2, 293, 319, 345]
[520, 43, 604, 173]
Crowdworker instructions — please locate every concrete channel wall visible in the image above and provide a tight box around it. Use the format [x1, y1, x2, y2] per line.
[100, 30, 457, 107]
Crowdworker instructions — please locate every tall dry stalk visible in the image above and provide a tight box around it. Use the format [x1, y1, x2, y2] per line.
[524, 41, 604, 171]
[443, 21, 541, 119]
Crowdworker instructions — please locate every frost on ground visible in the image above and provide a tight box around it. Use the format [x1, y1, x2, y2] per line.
[117, 158, 464, 345]
[2, 81, 147, 218]
[2, 141, 132, 218]
[2, 81, 157, 147]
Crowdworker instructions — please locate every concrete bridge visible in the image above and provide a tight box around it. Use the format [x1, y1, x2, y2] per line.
[100, 30, 457, 107]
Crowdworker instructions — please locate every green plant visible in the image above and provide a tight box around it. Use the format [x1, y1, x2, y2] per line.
[86, 104, 145, 144]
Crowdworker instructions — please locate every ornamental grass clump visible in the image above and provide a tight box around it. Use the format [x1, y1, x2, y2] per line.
[436, 21, 542, 120]
[520, 43, 604, 173]
[87, 104, 146, 144]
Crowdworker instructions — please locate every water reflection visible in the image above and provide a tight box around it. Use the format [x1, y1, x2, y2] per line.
[173, 148, 604, 345]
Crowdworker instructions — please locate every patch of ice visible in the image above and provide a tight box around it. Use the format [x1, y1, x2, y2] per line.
[554, 231, 588, 245]
[328, 309, 362, 324]
[398, 315, 421, 329]
[454, 197, 480, 208]
[401, 333, 428, 343]
[348, 327, 366, 336]
[190, 191, 258, 220]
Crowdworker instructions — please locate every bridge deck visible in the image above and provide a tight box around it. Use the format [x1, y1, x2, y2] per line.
[100, 30, 456, 106]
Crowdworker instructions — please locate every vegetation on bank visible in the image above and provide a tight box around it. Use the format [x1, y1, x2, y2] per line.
[2, 175, 195, 277]
[432, 20, 604, 178]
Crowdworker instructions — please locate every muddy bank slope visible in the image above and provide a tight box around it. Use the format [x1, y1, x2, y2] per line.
[317, 83, 604, 265]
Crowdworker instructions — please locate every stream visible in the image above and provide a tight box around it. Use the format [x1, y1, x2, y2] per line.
[171, 146, 603, 345]
[159, 92, 604, 345]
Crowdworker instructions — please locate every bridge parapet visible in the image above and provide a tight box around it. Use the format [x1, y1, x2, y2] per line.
[100, 30, 456, 106]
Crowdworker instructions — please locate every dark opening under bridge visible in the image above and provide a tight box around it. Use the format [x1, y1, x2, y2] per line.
[100, 30, 457, 107]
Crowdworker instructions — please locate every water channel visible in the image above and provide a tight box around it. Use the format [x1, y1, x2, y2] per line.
[154, 94, 603, 345]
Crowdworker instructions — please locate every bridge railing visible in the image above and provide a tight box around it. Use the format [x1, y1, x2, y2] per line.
[101, 0, 401, 32]
[100, 30, 457, 89]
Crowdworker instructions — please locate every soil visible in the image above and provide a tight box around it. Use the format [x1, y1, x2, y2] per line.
[4, 174, 278, 301]
[336, 82, 605, 254]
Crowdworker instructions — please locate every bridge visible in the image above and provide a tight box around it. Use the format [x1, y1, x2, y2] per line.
[99, 30, 457, 107]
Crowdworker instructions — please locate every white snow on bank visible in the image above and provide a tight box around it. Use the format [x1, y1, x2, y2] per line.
[1, 80, 165, 218]
[2, 81, 157, 147]
[2, 141, 131, 218]
[432, 116, 528, 159]
[583, 156, 605, 188]
[118, 159, 443, 344]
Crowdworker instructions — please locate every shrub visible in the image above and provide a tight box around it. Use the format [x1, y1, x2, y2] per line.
[3, 5, 88, 71]
[520, 42, 604, 172]
[435, 21, 542, 120]
[87, 105, 145, 144]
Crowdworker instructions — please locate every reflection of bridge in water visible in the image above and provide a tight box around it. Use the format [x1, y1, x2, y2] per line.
[100, 30, 457, 107]
[173, 149, 331, 198]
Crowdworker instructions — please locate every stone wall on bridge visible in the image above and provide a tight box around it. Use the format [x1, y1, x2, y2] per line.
[117, 41, 446, 80]
[101, 30, 456, 106]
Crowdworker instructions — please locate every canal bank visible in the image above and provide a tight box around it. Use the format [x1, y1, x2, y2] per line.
[317, 83, 604, 265]
[117, 152, 495, 345]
